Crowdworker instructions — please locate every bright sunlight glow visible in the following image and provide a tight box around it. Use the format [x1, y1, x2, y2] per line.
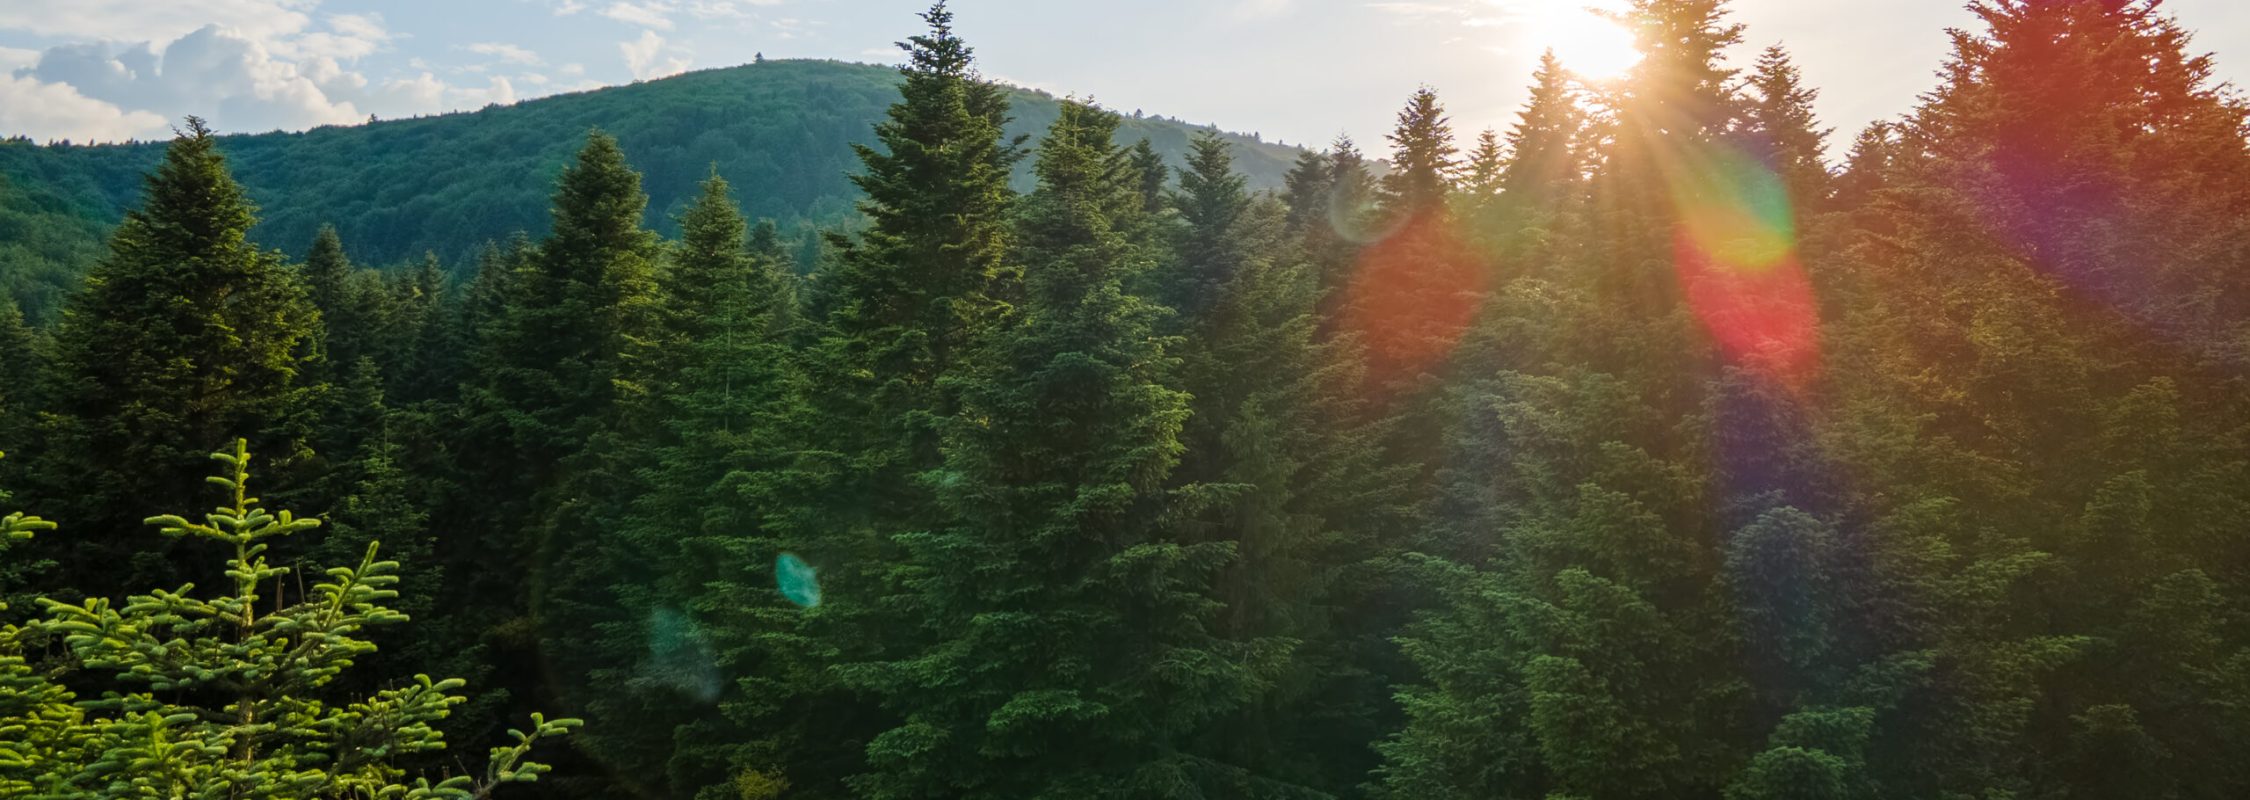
[1523, 1, 1642, 80]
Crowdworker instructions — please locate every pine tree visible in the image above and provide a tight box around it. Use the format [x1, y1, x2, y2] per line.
[0, 439, 579, 797]
[1738, 45, 1833, 213]
[1379, 88, 1458, 216]
[1459, 129, 1506, 201]
[846, 100, 1266, 799]
[1341, 88, 1484, 392]
[33, 117, 325, 596]
[569, 172, 816, 798]
[301, 225, 370, 371]
[442, 130, 659, 788]
[1499, 50, 1587, 210]
[0, 303, 37, 453]
[772, 6, 1031, 791]
[1164, 132, 1417, 796]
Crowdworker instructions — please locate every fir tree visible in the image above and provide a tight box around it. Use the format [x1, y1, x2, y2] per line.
[301, 225, 369, 371]
[443, 130, 659, 787]
[0, 303, 36, 454]
[1498, 50, 1586, 209]
[775, 6, 1032, 791]
[847, 100, 1266, 799]
[1738, 45, 1833, 213]
[1280, 150, 1334, 235]
[0, 439, 579, 797]
[1459, 129, 1507, 201]
[1130, 138, 1171, 218]
[1379, 87, 1458, 216]
[569, 171, 816, 797]
[33, 117, 325, 596]
[1165, 132, 1417, 796]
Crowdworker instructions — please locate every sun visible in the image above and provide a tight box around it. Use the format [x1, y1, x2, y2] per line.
[1524, 2, 1642, 81]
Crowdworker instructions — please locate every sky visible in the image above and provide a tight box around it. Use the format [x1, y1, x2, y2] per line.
[4, 0, 2248, 158]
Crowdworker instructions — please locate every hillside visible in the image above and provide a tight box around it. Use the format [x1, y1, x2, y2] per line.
[0, 59, 1306, 321]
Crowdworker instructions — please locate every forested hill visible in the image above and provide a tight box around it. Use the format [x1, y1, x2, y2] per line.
[0, 58, 1303, 319]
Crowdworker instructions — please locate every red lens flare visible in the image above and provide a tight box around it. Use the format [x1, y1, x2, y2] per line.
[1664, 142, 1822, 388]
[1338, 213, 1490, 391]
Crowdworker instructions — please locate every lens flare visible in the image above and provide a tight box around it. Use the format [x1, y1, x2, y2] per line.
[1338, 213, 1490, 389]
[642, 607, 723, 703]
[1663, 141, 1822, 386]
[775, 552, 822, 608]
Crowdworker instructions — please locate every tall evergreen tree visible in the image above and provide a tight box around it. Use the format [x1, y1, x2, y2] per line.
[1499, 50, 1587, 209]
[442, 129, 660, 780]
[300, 224, 371, 370]
[1459, 129, 1507, 201]
[1379, 88, 1459, 216]
[847, 100, 1267, 799]
[0, 303, 36, 453]
[1738, 45, 1833, 212]
[1165, 132, 1418, 796]
[556, 172, 818, 798]
[32, 117, 324, 595]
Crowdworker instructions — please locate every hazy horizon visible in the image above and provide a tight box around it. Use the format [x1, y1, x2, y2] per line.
[5, 0, 2248, 155]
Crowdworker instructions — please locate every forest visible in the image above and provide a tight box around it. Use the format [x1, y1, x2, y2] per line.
[0, 58, 1302, 327]
[3, 0, 2249, 797]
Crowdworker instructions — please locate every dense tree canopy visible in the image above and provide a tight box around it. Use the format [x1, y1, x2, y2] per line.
[2, 1, 2248, 798]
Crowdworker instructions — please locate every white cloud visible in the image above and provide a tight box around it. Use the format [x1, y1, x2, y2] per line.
[620, 30, 689, 79]
[0, 46, 39, 72]
[0, 72, 169, 142]
[602, 1, 675, 30]
[21, 24, 361, 134]
[454, 75, 518, 107]
[277, 13, 395, 62]
[468, 42, 545, 65]
[0, 0, 314, 45]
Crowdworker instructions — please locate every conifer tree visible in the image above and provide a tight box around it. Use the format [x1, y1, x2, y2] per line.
[1830, 121, 1896, 211]
[847, 100, 1266, 799]
[1165, 132, 1417, 796]
[566, 172, 816, 797]
[1738, 45, 1833, 212]
[771, 7, 1031, 790]
[442, 130, 659, 785]
[1459, 129, 1506, 201]
[301, 225, 369, 371]
[1379, 88, 1458, 216]
[1307, 135, 1376, 306]
[1499, 50, 1586, 209]
[1129, 138, 1171, 218]
[0, 303, 36, 453]
[33, 117, 324, 595]
[1280, 150, 1335, 236]
[1343, 87, 1484, 395]
[0, 440, 578, 797]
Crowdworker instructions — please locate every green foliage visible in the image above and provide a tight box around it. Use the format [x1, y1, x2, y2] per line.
[0, 440, 578, 797]
[0, 62, 1306, 323]
[3, 2, 2249, 798]
[845, 99, 1267, 799]
[27, 117, 327, 596]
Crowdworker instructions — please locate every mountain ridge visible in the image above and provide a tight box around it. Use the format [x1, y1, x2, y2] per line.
[0, 58, 1307, 321]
